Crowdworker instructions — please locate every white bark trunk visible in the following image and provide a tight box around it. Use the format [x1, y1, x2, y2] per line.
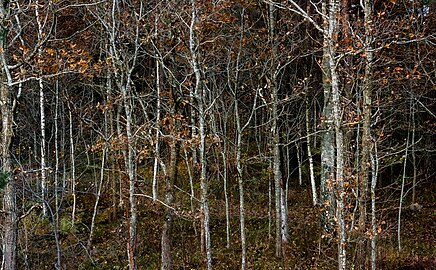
[35, 0, 47, 217]
[54, 79, 61, 269]
[122, 82, 137, 270]
[398, 113, 410, 252]
[88, 97, 109, 251]
[306, 96, 317, 206]
[222, 139, 230, 249]
[190, 1, 212, 268]
[153, 14, 161, 201]
[370, 143, 378, 270]
[327, 0, 346, 268]
[235, 95, 247, 270]
[268, 160, 272, 241]
[295, 141, 302, 186]
[39, 77, 47, 217]
[69, 109, 76, 227]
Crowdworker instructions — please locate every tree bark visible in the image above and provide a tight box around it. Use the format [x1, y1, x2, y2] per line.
[161, 140, 178, 270]
[329, 1, 347, 268]
[320, 0, 335, 234]
[1, 1, 17, 268]
[35, 0, 48, 218]
[68, 107, 76, 227]
[306, 95, 317, 206]
[356, 0, 374, 267]
[152, 13, 161, 201]
[190, 1, 212, 268]
[370, 143, 378, 270]
[1, 81, 17, 270]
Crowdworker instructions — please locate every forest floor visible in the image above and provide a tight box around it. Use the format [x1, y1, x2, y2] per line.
[20, 175, 435, 269]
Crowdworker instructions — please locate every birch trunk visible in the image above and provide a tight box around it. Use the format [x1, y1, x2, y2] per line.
[411, 102, 416, 204]
[190, 1, 212, 268]
[306, 95, 317, 206]
[69, 108, 76, 227]
[87, 109, 108, 251]
[53, 79, 62, 269]
[398, 108, 411, 252]
[221, 118, 230, 248]
[123, 83, 137, 270]
[327, 0, 347, 268]
[35, 0, 48, 218]
[267, 2, 287, 257]
[152, 14, 161, 201]
[231, 8, 252, 266]
[235, 90, 247, 270]
[370, 143, 378, 270]
[39, 76, 47, 217]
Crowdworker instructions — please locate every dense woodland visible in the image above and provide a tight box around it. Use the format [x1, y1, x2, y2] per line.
[0, 0, 435, 269]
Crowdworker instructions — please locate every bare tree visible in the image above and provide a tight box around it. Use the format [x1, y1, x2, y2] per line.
[189, 1, 212, 268]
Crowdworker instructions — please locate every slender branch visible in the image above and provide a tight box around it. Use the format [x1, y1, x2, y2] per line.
[263, 0, 324, 33]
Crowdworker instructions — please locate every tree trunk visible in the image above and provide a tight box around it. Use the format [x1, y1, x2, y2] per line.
[320, 0, 335, 234]
[235, 90, 247, 270]
[370, 143, 378, 270]
[190, 1, 212, 268]
[35, 0, 47, 218]
[306, 95, 317, 206]
[221, 115, 230, 249]
[51, 78, 62, 270]
[1, 2, 17, 268]
[356, 0, 374, 267]
[1, 23, 17, 270]
[398, 105, 411, 252]
[267, 2, 288, 258]
[87, 125, 108, 252]
[123, 83, 137, 270]
[161, 140, 178, 270]
[68, 107, 77, 227]
[1, 83, 17, 270]
[39, 71, 47, 218]
[152, 15, 161, 201]
[326, 0, 347, 268]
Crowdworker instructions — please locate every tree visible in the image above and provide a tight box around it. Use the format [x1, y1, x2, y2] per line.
[189, 0, 212, 268]
[1, 1, 55, 268]
[0, 0, 434, 269]
[90, 1, 145, 268]
[0, 1, 17, 268]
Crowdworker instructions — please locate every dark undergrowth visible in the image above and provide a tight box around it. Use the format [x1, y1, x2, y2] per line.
[17, 175, 435, 269]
